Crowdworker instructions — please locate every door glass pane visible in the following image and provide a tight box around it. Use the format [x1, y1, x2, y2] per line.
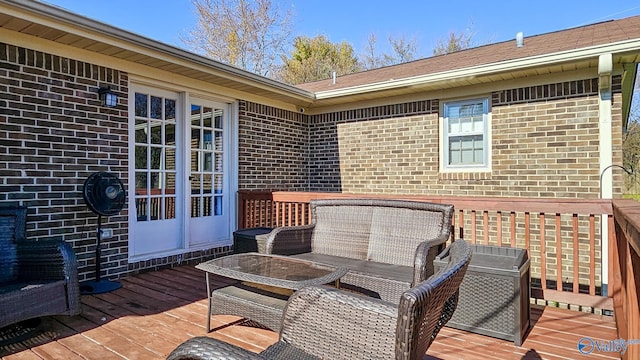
[150, 197, 161, 221]
[203, 107, 212, 127]
[150, 147, 162, 169]
[203, 152, 212, 172]
[135, 172, 147, 195]
[165, 148, 176, 170]
[214, 109, 223, 129]
[135, 93, 147, 117]
[150, 122, 162, 144]
[191, 173, 201, 194]
[134, 91, 179, 222]
[165, 173, 176, 195]
[135, 146, 147, 169]
[136, 197, 148, 221]
[191, 151, 198, 172]
[214, 196, 223, 215]
[151, 172, 161, 190]
[214, 130, 223, 151]
[191, 129, 200, 149]
[203, 174, 212, 194]
[214, 153, 223, 172]
[191, 105, 201, 126]
[191, 197, 200, 217]
[150, 96, 162, 119]
[165, 99, 176, 121]
[214, 175, 223, 194]
[166, 123, 176, 145]
[165, 197, 176, 219]
[203, 196, 212, 216]
[190, 102, 224, 218]
[135, 120, 147, 143]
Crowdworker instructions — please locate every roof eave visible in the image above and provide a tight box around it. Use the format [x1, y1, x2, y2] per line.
[2, 0, 315, 103]
[313, 39, 640, 101]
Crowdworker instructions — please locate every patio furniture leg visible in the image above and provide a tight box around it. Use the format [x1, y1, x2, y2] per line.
[205, 273, 212, 333]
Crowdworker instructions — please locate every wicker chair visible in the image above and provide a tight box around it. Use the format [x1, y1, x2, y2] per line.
[167, 239, 472, 360]
[0, 205, 81, 329]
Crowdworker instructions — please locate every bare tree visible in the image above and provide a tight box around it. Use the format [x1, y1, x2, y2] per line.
[432, 22, 475, 56]
[361, 33, 383, 70]
[361, 33, 418, 70]
[623, 73, 640, 195]
[385, 35, 417, 64]
[183, 0, 292, 77]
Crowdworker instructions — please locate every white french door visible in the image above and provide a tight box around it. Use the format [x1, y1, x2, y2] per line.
[187, 99, 230, 247]
[128, 85, 232, 260]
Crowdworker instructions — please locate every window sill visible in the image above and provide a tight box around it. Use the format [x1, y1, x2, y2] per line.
[439, 171, 492, 181]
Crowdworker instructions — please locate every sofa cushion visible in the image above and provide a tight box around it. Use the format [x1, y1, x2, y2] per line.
[367, 207, 445, 267]
[311, 205, 372, 260]
[290, 253, 413, 284]
[291, 252, 414, 302]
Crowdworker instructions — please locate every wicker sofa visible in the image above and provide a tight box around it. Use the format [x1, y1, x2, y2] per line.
[0, 205, 81, 329]
[256, 199, 454, 303]
[168, 239, 473, 360]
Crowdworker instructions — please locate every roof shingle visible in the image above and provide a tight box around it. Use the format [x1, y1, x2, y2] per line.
[296, 15, 640, 92]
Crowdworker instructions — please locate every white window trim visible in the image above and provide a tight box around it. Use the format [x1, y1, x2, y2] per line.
[440, 97, 492, 173]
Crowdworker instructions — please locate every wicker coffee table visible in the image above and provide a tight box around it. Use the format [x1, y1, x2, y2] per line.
[196, 253, 347, 332]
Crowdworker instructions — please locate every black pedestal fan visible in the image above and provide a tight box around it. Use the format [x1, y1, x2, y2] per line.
[80, 172, 126, 294]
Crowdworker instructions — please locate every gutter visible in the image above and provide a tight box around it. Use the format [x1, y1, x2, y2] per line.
[4, 0, 315, 102]
[314, 39, 640, 100]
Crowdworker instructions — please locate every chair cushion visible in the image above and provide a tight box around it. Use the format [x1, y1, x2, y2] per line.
[311, 206, 372, 260]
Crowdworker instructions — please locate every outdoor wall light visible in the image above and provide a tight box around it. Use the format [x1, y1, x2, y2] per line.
[98, 87, 118, 108]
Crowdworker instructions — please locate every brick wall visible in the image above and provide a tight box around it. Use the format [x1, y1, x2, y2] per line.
[308, 100, 440, 191]
[307, 78, 623, 199]
[0, 43, 129, 281]
[238, 101, 309, 190]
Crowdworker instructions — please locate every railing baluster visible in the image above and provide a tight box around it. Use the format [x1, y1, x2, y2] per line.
[573, 214, 579, 293]
[457, 209, 464, 240]
[483, 210, 489, 245]
[590, 214, 596, 296]
[540, 213, 547, 290]
[510, 212, 516, 248]
[525, 212, 530, 257]
[556, 213, 562, 291]
[471, 210, 477, 244]
[497, 210, 503, 245]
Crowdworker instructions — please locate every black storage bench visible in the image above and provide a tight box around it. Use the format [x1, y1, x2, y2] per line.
[233, 227, 272, 254]
[435, 243, 530, 346]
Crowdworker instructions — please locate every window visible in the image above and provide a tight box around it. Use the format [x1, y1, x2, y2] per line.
[442, 98, 490, 170]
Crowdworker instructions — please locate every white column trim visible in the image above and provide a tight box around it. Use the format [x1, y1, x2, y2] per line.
[598, 53, 613, 295]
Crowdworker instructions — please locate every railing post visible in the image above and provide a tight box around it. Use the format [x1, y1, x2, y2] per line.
[237, 191, 245, 229]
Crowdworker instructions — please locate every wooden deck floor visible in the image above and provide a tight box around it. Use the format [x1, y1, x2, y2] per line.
[0, 265, 620, 360]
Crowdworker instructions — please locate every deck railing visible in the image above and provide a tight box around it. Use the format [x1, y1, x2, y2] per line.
[238, 191, 616, 311]
[611, 200, 640, 360]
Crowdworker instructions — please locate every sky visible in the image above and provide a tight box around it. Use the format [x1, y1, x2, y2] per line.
[41, 0, 640, 60]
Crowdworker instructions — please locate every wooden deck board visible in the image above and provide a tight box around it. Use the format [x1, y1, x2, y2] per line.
[1, 265, 621, 360]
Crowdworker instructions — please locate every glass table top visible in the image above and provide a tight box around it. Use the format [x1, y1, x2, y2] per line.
[196, 253, 347, 289]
